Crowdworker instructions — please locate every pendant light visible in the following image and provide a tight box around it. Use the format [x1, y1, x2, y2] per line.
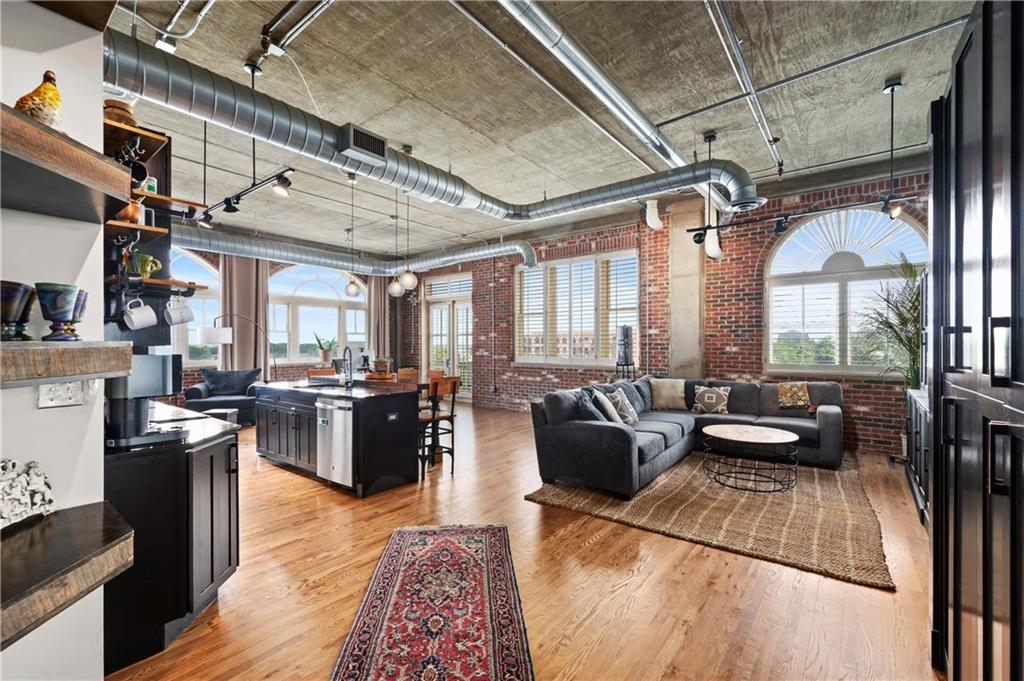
[881, 76, 903, 220]
[387, 189, 405, 297]
[399, 195, 418, 290]
[344, 174, 362, 297]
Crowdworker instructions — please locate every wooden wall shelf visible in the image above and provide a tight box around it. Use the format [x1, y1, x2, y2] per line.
[0, 104, 129, 223]
[104, 275, 209, 292]
[103, 119, 168, 162]
[1, 501, 133, 650]
[132, 190, 206, 214]
[0, 341, 132, 389]
[104, 220, 168, 243]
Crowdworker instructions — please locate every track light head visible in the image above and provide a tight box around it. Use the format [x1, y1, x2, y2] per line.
[223, 196, 240, 213]
[692, 230, 707, 245]
[880, 197, 902, 220]
[197, 212, 213, 229]
[272, 175, 292, 197]
[347, 172, 357, 185]
[773, 217, 789, 235]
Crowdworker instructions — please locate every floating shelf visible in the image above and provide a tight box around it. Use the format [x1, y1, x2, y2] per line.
[104, 220, 168, 243]
[103, 119, 169, 162]
[1, 501, 133, 649]
[0, 340, 132, 389]
[132, 189, 206, 214]
[0, 104, 130, 223]
[104, 275, 209, 292]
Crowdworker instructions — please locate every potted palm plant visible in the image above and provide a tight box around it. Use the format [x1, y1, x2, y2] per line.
[859, 254, 923, 460]
[314, 333, 339, 364]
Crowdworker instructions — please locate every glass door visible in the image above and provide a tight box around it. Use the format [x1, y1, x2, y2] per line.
[454, 301, 473, 395]
[428, 302, 450, 374]
[425, 289, 473, 398]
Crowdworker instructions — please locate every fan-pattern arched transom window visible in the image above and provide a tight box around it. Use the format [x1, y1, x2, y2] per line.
[268, 265, 367, 361]
[765, 209, 927, 373]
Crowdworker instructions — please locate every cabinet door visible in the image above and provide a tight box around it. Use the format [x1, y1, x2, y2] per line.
[256, 403, 269, 452]
[294, 408, 318, 472]
[190, 436, 240, 610]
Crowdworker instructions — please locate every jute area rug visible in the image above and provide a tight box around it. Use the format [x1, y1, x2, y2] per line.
[525, 453, 895, 590]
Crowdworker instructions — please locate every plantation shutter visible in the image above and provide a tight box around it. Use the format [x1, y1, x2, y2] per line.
[768, 282, 840, 366]
[547, 264, 570, 359]
[600, 256, 639, 360]
[515, 267, 545, 358]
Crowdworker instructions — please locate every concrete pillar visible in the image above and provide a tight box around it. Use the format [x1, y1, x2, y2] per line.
[667, 199, 705, 377]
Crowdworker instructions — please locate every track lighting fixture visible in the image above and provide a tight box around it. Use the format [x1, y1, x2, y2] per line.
[197, 212, 213, 229]
[773, 217, 789, 235]
[272, 175, 291, 197]
[347, 172, 357, 185]
[692, 230, 707, 245]
[223, 196, 240, 213]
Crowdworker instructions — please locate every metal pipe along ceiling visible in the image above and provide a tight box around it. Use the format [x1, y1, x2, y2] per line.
[101, 30, 765, 221]
[172, 225, 538, 275]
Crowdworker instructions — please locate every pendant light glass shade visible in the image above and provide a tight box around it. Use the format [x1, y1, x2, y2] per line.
[387, 278, 405, 297]
[399, 269, 418, 290]
[345, 279, 361, 297]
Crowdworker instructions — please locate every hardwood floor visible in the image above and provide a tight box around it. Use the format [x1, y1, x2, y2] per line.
[108, 406, 938, 680]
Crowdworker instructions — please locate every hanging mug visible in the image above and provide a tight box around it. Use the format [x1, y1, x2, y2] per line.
[123, 297, 157, 330]
[164, 296, 194, 325]
[131, 253, 162, 278]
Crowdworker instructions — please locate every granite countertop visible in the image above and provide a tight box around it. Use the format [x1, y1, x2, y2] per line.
[257, 380, 418, 399]
[148, 402, 241, 447]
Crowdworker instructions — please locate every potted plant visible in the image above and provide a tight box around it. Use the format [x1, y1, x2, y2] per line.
[859, 254, 923, 460]
[314, 333, 339, 364]
[373, 356, 391, 374]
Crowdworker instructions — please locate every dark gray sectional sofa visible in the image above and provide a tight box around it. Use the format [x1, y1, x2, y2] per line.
[530, 378, 843, 499]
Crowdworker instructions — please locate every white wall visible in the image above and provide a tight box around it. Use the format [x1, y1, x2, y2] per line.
[1, 3, 107, 679]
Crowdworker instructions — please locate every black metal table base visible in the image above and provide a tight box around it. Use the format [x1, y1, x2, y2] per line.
[702, 436, 798, 493]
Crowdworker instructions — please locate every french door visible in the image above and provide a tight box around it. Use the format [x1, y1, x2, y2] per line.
[427, 300, 472, 397]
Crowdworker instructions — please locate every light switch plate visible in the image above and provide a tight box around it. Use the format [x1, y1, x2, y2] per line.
[36, 381, 85, 409]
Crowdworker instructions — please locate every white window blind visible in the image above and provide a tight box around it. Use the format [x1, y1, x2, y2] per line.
[515, 251, 639, 365]
[426, 275, 472, 299]
[768, 282, 839, 366]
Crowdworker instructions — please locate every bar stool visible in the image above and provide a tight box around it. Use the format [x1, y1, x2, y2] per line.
[417, 376, 460, 479]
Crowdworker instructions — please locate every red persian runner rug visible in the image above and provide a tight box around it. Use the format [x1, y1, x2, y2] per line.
[331, 525, 534, 681]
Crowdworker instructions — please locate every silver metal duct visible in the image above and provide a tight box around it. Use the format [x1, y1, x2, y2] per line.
[172, 225, 537, 275]
[101, 30, 765, 221]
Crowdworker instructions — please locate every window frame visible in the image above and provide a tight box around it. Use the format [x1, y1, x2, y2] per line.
[268, 266, 368, 363]
[169, 248, 221, 367]
[763, 211, 927, 376]
[514, 249, 639, 368]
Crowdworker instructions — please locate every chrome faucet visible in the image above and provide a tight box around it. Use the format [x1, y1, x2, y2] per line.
[342, 346, 353, 389]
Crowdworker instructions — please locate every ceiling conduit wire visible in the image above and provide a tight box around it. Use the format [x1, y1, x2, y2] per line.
[114, 0, 216, 40]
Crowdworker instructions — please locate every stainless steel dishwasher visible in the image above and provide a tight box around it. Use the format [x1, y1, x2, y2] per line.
[316, 397, 353, 487]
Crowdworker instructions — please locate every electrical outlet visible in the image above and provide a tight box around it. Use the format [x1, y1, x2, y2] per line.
[36, 381, 85, 409]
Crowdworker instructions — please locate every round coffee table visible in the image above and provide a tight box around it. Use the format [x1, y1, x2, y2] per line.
[702, 424, 799, 493]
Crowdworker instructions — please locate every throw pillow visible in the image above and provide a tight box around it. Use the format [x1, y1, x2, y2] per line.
[650, 378, 686, 410]
[612, 380, 645, 414]
[778, 381, 810, 408]
[201, 368, 263, 396]
[692, 385, 731, 414]
[590, 389, 622, 423]
[633, 376, 654, 412]
[607, 388, 639, 424]
[576, 390, 608, 422]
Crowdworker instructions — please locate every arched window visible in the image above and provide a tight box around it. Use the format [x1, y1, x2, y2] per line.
[268, 265, 367, 361]
[169, 248, 220, 365]
[765, 208, 927, 373]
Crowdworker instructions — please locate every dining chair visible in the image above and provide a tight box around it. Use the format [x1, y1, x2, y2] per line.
[428, 369, 444, 379]
[397, 367, 419, 382]
[417, 376, 460, 479]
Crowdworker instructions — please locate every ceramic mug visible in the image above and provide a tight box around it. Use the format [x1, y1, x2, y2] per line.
[131, 253, 162, 278]
[123, 297, 157, 330]
[164, 296, 194, 325]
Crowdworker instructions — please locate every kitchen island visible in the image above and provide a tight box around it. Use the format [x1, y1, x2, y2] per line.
[254, 379, 419, 498]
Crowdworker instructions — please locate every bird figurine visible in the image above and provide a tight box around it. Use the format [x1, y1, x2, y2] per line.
[15, 70, 62, 128]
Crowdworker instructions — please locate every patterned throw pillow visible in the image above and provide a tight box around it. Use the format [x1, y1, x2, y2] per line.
[607, 388, 640, 424]
[591, 389, 623, 423]
[691, 385, 731, 414]
[778, 381, 810, 408]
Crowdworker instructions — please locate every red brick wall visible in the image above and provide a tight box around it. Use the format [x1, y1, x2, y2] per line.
[702, 173, 930, 456]
[400, 219, 672, 410]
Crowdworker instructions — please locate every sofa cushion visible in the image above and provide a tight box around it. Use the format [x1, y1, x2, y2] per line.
[692, 385, 730, 414]
[759, 382, 843, 418]
[544, 390, 582, 425]
[200, 368, 262, 396]
[186, 394, 256, 411]
[632, 419, 683, 448]
[611, 381, 645, 415]
[693, 413, 758, 430]
[638, 411, 697, 436]
[708, 380, 761, 415]
[591, 390, 623, 423]
[651, 378, 686, 410]
[633, 376, 653, 412]
[753, 416, 821, 446]
[608, 388, 640, 424]
[576, 390, 607, 422]
[635, 431, 666, 464]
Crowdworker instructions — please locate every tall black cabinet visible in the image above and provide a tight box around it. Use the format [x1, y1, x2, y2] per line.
[929, 3, 1024, 679]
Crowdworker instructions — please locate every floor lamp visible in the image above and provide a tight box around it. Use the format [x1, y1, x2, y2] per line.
[199, 313, 278, 382]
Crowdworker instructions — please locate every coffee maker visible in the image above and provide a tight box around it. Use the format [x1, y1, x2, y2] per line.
[105, 354, 185, 449]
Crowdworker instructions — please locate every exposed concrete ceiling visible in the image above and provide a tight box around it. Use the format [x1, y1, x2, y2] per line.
[108, 1, 969, 256]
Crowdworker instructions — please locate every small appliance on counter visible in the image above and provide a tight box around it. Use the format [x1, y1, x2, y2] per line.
[105, 354, 184, 449]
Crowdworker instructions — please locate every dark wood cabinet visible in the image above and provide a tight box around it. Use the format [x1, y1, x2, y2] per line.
[256, 398, 317, 472]
[906, 389, 932, 525]
[929, 4, 1024, 678]
[188, 434, 239, 611]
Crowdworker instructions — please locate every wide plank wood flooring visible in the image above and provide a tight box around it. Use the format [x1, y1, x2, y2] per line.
[108, 406, 937, 680]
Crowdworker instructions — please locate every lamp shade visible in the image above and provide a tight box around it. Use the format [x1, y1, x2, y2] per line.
[199, 325, 233, 344]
